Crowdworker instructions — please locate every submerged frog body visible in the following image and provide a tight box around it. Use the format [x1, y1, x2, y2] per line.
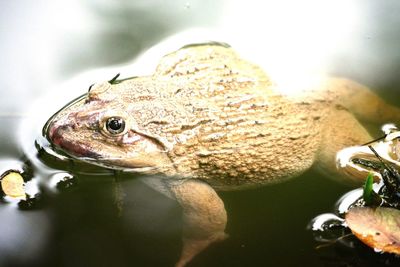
[45, 44, 400, 266]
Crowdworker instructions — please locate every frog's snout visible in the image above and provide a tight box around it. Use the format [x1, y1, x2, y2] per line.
[48, 123, 69, 146]
[47, 113, 76, 144]
[47, 119, 100, 159]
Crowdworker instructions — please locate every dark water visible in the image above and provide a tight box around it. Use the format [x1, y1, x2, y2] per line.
[2, 136, 400, 267]
[2, 1, 400, 267]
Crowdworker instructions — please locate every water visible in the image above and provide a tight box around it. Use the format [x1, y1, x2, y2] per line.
[0, 142, 353, 267]
[1, 1, 400, 266]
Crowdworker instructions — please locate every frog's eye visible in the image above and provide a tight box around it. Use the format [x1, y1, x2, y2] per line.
[104, 117, 126, 135]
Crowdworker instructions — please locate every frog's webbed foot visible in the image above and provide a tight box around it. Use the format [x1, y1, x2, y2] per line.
[169, 179, 228, 267]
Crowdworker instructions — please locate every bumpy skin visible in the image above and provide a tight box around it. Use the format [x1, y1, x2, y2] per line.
[45, 44, 400, 266]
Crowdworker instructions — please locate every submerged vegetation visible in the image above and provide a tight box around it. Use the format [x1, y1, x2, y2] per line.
[345, 145, 400, 255]
[311, 133, 400, 259]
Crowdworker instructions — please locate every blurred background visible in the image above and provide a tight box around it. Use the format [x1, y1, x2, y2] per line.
[1, 0, 400, 118]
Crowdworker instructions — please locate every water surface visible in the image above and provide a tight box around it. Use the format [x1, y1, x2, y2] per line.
[1, 1, 400, 266]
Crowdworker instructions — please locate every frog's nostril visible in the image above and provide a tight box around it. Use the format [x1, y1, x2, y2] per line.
[48, 124, 67, 146]
[47, 122, 100, 158]
[47, 113, 80, 141]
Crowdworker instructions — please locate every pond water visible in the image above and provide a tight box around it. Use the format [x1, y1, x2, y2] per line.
[1, 1, 400, 267]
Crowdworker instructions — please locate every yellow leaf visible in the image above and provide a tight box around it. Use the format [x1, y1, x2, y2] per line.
[1, 171, 26, 199]
[346, 207, 400, 254]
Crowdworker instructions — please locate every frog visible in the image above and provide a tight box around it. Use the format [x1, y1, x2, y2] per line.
[44, 43, 400, 267]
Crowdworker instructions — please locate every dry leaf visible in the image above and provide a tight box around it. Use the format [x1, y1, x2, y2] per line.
[1, 171, 26, 198]
[346, 207, 400, 254]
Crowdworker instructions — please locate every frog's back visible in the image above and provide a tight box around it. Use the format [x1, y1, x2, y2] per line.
[112, 44, 325, 189]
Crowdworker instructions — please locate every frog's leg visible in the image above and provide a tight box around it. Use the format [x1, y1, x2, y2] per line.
[332, 78, 400, 124]
[314, 108, 373, 183]
[141, 177, 227, 267]
[170, 179, 228, 267]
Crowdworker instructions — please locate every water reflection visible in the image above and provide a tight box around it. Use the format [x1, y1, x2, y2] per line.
[0, 159, 50, 267]
[0, 146, 184, 266]
[0, 205, 51, 266]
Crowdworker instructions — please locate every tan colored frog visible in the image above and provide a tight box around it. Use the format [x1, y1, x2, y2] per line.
[45, 43, 400, 266]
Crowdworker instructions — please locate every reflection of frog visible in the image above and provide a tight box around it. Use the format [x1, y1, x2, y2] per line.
[44, 43, 400, 266]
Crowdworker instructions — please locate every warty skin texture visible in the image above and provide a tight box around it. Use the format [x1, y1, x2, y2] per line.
[45, 44, 400, 266]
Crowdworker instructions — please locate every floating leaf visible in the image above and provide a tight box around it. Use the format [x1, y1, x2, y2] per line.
[346, 207, 400, 254]
[1, 171, 26, 198]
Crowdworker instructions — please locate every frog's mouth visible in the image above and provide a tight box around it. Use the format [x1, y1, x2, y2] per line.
[45, 130, 159, 173]
[47, 123, 101, 159]
[46, 117, 172, 173]
[43, 93, 100, 158]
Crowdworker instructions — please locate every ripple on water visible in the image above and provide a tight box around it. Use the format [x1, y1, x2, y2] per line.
[0, 158, 52, 266]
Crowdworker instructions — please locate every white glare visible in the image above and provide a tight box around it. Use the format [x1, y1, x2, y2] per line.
[218, 0, 363, 94]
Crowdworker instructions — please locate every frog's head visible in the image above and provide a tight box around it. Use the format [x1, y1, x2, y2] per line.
[337, 124, 400, 183]
[44, 80, 174, 173]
